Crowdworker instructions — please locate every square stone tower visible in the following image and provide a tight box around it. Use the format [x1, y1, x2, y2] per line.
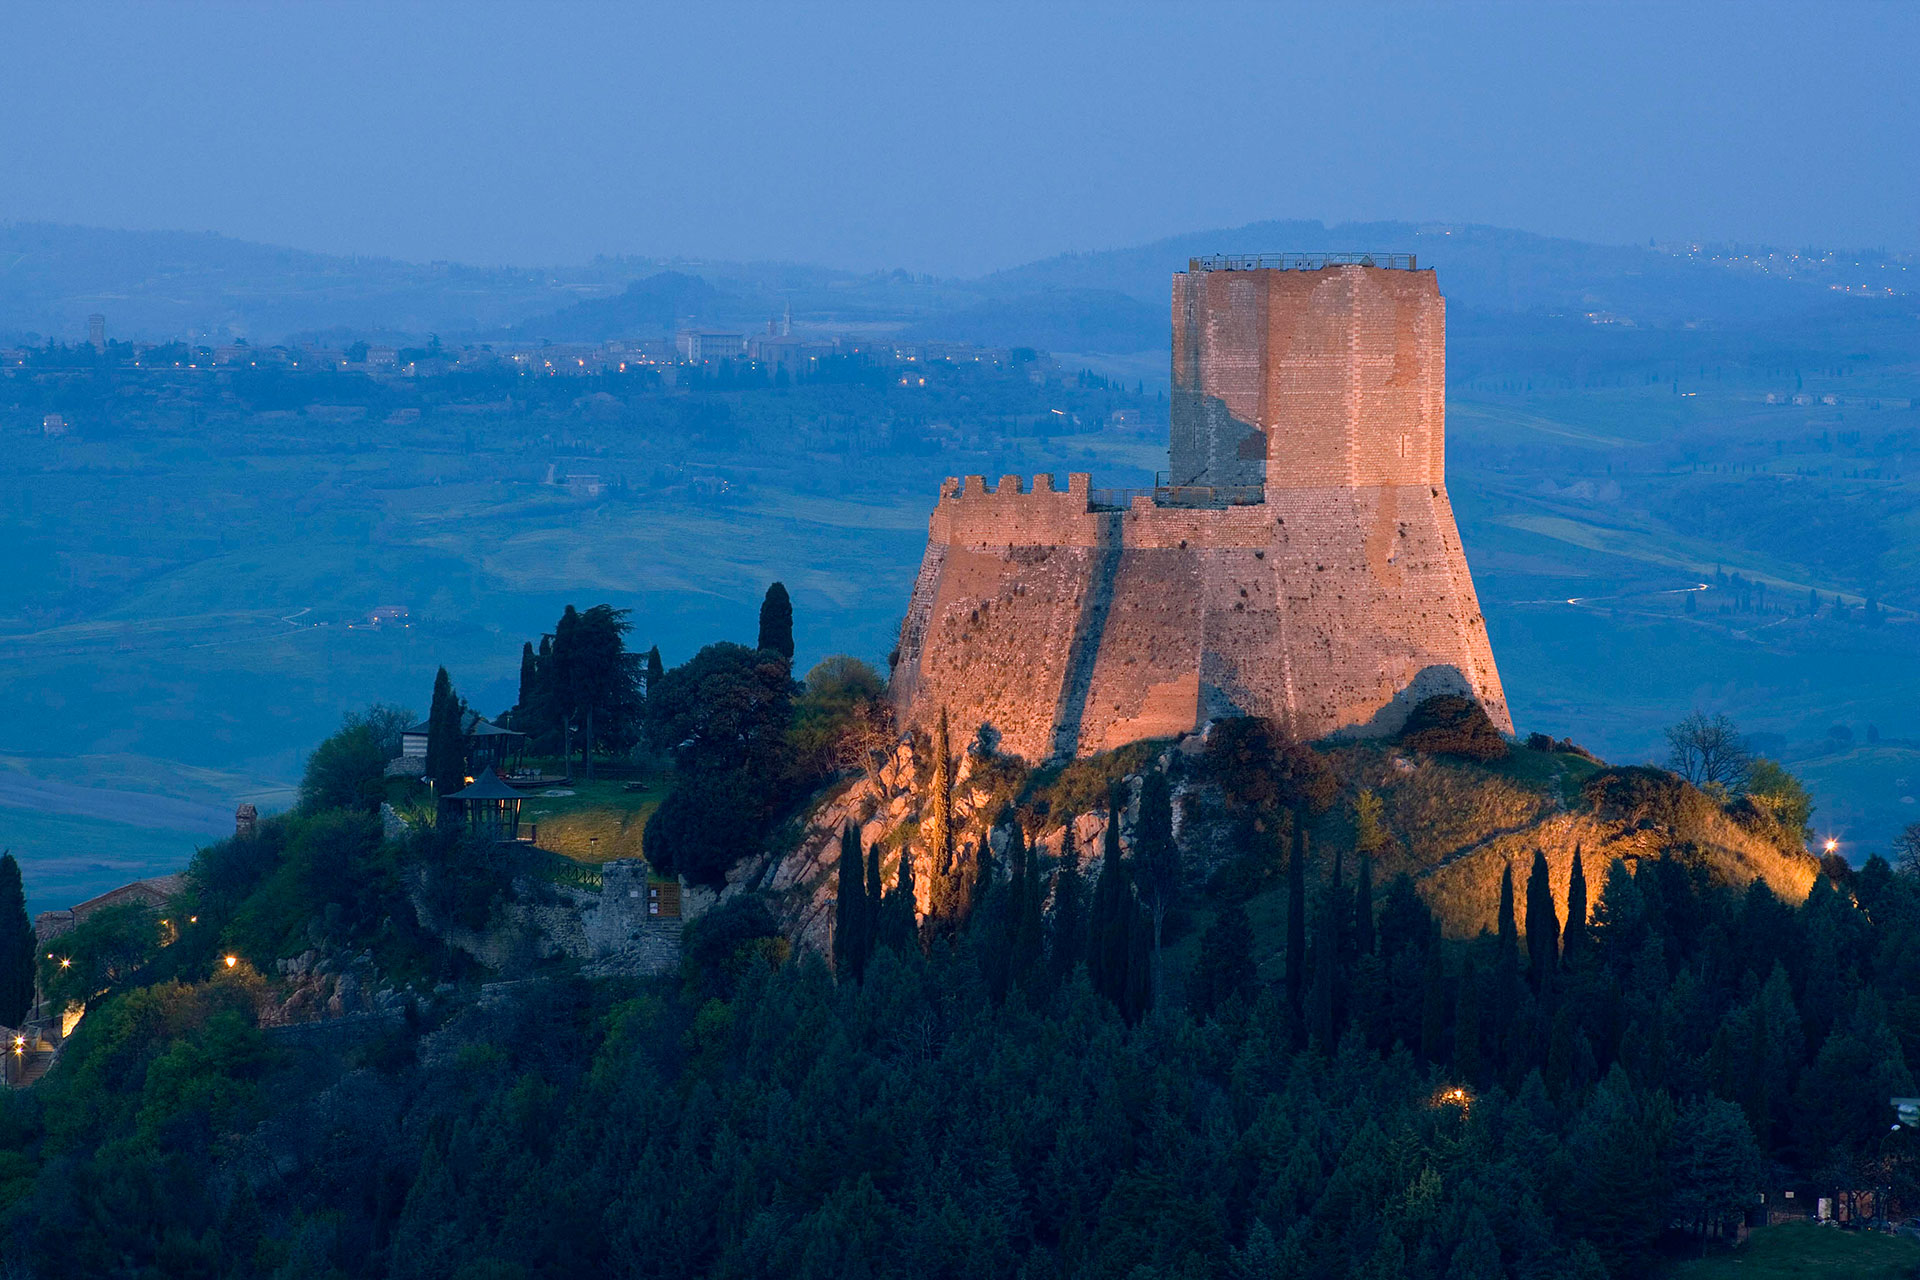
[1171, 254, 1441, 492]
[893, 254, 1510, 761]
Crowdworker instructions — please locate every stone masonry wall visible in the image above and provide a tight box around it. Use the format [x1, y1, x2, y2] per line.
[894, 262, 1510, 763]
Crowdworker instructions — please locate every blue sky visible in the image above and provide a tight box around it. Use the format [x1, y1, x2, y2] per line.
[2, 0, 1914, 274]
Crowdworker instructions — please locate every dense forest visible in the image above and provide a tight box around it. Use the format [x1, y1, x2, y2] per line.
[0, 602, 1912, 1280]
[2, 610, 1916, 1279]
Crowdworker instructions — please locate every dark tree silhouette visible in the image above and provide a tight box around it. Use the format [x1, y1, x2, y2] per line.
[757, 581, 794, 659]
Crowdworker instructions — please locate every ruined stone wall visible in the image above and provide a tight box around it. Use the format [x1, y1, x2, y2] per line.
[895, 261, 1511, 763]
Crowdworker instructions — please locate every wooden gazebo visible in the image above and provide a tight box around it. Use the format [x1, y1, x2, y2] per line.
[446, 768, 531, 843]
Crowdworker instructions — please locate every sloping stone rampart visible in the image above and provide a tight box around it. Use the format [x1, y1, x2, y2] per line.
[894, 262, 1510, 762]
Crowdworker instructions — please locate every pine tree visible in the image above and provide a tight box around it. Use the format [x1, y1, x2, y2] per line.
[1189, 901, 1256, 1018]
[1563, 844, 1589, 961]
[1525, 848, 1559, 996]
[1447, 1208, 1502, 1280]
[757, 582, 794, 660]
[1286, 820, 1308, 1020]
[0, 853, 33, 1027]
[833, 823, 864, 980]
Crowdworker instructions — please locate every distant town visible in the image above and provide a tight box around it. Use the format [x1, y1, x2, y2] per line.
[2, 308, 1043, 385]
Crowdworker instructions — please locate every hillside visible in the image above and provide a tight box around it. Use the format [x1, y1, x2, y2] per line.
[741, 722, 1820, 968]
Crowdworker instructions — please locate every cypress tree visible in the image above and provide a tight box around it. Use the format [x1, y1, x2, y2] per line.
[516, 642, 538, 725]
[534, 635, 555, 736]
[1563, 845, 1589, 961]
[426, 668, 467, 803]
[1525, 848, 1559, 995]
[1286, 818, 1308, 1020]
[550, 605, 581, 765]
[1089, 799, 1131, 1008]
[0, 853, 33, 1027]
[925, 708, 961, 937]
[863, 836, 882, 975]
[1049, 826, 1086, 979]
[833, 823, 863, 980]
[1454, 952, 1484, 1086]
[1123, 894, 1153, 1022]
[986, 820, 1024, 1002]
[1010, 824, 1044, 992]
[1354, 852, 1376, 958]
[1419, 920, 1447, 1062]
[1494, 862, 1520, 1040]
[1137, 771, 1179, 1013]
[882, 840, 918, 952]
[757, 582, 794, 660]
[643, 644, 664, 696]
[1308, 874, 1337, 1048]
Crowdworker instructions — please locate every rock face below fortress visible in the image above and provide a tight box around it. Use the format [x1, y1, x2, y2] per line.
[892, 257, 1511, 761]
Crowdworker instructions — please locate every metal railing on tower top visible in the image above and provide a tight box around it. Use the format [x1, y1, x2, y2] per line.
[1187, 252, 1417, 272]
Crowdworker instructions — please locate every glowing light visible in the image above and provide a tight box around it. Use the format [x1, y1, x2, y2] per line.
[59, 958, 71, 969]
[223, 955, 238, 969]
[1824, 838, 1840, 854]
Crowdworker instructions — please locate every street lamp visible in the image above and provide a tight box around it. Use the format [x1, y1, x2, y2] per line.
[223, 955, 238, 969]
[1825, 838, 1841, 855]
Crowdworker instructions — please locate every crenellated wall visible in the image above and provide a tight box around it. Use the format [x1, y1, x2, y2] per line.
[893, 261, 1511, 762]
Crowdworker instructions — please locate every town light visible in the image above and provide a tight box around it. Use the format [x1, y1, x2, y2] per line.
[59, 958, 71, 969]
[223, 955, 238, 969]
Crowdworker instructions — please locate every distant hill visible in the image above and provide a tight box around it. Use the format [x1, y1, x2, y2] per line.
[4, 217, 1906, 351]
[500, 271, 724, 341]
[0, 222, 621, 343]
[976, 218, 1875, 330]
[900, 288, 1164, 353]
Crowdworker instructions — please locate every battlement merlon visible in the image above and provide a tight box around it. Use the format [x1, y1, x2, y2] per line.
[1171, 259, 1445, 492]
[928, 472, 1102, 548]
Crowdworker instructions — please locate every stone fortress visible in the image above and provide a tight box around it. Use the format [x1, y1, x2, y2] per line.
[891, 253, 1511, 761]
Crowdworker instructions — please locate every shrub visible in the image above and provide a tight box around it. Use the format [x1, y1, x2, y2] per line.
[1202, 718, 1338, 814]
[681, 895, 787, 1001]
[300, 704, 413, 814]
[1398, 695, 1507, 761]
[1581, 765, 1713, 837]
[644, 771, 767, 888]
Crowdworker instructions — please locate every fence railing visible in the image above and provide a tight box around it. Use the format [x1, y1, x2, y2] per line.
[1187, 252, 1417, 273]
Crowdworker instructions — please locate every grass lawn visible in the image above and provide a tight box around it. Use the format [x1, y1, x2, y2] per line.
[1665, 1222, 1920, 1279]
[520, 774, 669, 865]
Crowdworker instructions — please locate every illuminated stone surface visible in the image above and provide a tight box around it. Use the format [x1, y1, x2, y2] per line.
[892, 262, 1510, 760]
